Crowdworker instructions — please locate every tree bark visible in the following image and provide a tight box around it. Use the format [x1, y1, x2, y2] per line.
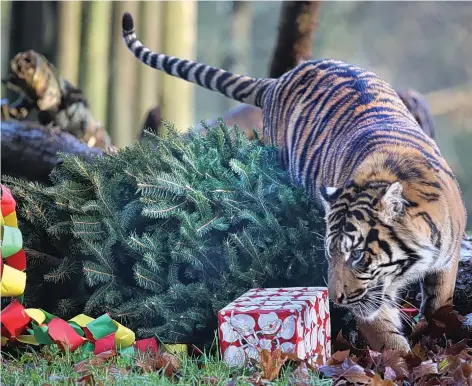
[194, 0, 321, 139]
[1, 0, 12, 98]
[136, 1, 163, 139]
[1, 120, 102, 183]
[108, 1, 139, 148]
[224, 1, 251, 110]
[57, 1, 83, 86]
[160, 0, 197, 134]
[81, 1, 112, 134]
[269, 1, 320, 78]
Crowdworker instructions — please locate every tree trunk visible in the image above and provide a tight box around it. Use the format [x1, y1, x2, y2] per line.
[1, 0, 12, 98]
[160, 0, 197, 134]
[225, 1, 251, 110]
[269, 1, 320, 78]
[194, 0, 321, 138]
[81, 1, 112, 135]
[57, 1, 83, 86]
[108, 1, 140, 148]
[136, 1, 163, 139]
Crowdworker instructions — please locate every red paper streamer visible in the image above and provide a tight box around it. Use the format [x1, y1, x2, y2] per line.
[135, 337, 159, 356]
[48, 318, 84, 352]
[1, 185, 16, 217]
[94, 333, 116, 355]
[1, 300, 31, 337]
[5, 249, 27, 271]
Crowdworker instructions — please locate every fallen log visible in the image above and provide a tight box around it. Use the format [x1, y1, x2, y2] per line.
[1, 120, 102, 182]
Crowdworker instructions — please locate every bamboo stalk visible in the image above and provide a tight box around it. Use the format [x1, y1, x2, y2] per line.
[160, 0, 197, 134]
[136, 0, 162, 137]
[227, 1, 251, 109]
[1, 0, 12, 97]
[57, 1, 83, 86]
[108, 1, 140, 148]
[425, 84, 472, 117]
[80, 1, 112, 132]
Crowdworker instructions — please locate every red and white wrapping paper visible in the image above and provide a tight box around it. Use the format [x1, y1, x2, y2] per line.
[217, 287, 331, 367]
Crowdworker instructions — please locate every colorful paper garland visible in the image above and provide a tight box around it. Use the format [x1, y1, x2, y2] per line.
[1, 185, 27, 298]
[0, 300, 143, 355]
[0, 184, 187, 357]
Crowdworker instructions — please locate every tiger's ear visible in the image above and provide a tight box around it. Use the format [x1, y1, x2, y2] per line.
[320, 185, 342, 212]
[379, 182, 404, 223]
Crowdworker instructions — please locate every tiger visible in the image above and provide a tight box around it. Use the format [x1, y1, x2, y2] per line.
[121, 12, 466, 352]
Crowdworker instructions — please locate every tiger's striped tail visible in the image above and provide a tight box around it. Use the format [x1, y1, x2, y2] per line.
[122, 12, 273, 108]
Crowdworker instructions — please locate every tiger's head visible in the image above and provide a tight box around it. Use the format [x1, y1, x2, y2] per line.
[319, 180, 422, 321]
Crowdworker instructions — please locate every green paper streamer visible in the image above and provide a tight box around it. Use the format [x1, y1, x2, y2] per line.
[82, 341, 95, 353]
[85, 314, 117, 340]
[76, 342, 95, 361]
[30, 325, 54, 345]
[1, 225, 22, 257]
[68, 321, 86, 337]
[40, 309, 59, 324]
[119, 345, 135, 364]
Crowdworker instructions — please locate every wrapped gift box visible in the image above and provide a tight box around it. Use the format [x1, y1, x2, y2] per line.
[218, 287, 330, 367]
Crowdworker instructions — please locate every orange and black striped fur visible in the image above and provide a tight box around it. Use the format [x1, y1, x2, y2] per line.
[122, 13, 466, 352]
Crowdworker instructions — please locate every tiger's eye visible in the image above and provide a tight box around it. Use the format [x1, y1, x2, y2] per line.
[350, 250, 364, 261]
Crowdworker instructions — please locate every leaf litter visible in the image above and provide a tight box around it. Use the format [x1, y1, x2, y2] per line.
[312, 305, 472, 385]
[3, 305, 471, 385]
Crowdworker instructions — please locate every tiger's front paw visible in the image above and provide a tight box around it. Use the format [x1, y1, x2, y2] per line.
[359, 327, 411, 353]
[378, 333, 410, 353]
[357, 312, 411, 354]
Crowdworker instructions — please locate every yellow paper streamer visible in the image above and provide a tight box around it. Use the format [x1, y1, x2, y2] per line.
[69, 314, 95, 327]
[163, 343, 188, 355]
[17, 334, 40, 345]
[25, 309, 46, 325]
[0, 264, 26, 297]
[3, 211, 18, 228]
[112, 320, 136, 348]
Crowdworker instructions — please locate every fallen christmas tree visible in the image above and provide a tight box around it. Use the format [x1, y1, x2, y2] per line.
[2, 121, 328, 344]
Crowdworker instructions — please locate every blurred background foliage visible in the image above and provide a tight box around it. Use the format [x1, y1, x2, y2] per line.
[1, 1, 471, 228]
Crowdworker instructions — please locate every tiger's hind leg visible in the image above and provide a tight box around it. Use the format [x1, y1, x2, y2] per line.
[356, 304, 410, 353]
[420, 253, 459, 319]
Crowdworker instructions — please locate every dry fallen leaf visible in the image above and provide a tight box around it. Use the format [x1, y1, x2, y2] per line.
[412, 343, 427, 361]
[370, 374, 396, 386]
[202, 375, 220, 385]
[326, 350, 351, 366]
[108, 365, 131, 379]
[326, 308, 471, 386]
[319, 357, 373, 385]
[413, 359, 438, 381]
[158, 351, 181, 377]
[380, 350, 409, 380]
[76, 373, 103, 386]
[412, 305, 468, 343]
[74, 350, 116, 375]
[135, 350, 180, 378]
[288, 362, 311, 386]
[258, 348, 289, 381]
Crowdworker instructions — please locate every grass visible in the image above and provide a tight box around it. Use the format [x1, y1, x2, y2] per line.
[0, 344, 333, 386]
